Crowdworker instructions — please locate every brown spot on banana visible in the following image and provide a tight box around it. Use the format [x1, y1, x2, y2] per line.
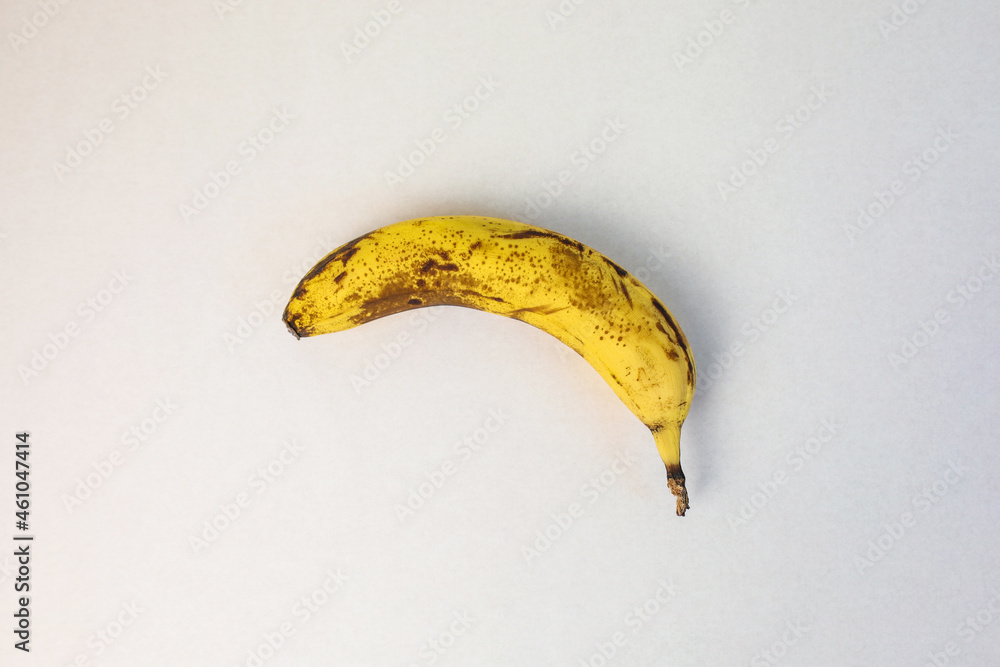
[297, 235, 366, 285]
[497, 228, 586, 254]
[419, 258, 460, 273]
[650, 296, 682, 345]
[605, 258, 629, 278]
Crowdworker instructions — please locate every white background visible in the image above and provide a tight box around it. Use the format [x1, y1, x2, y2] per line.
[2, 0, 999, 665]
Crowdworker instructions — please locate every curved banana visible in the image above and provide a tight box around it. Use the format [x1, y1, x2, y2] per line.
[283, 216, 696, 515]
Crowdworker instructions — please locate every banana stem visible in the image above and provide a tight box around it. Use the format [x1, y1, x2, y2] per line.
[653, 422, 689, 516]
[666, 465, 689, 517]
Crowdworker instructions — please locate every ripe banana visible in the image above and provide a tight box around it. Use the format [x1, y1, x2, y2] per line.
[283, 216, 696, 515]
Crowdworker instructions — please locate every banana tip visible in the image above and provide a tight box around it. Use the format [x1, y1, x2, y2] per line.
[283, 317, 301, 340]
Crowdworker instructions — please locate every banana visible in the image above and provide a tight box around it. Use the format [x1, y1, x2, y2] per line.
[283, 216, 696, 515]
